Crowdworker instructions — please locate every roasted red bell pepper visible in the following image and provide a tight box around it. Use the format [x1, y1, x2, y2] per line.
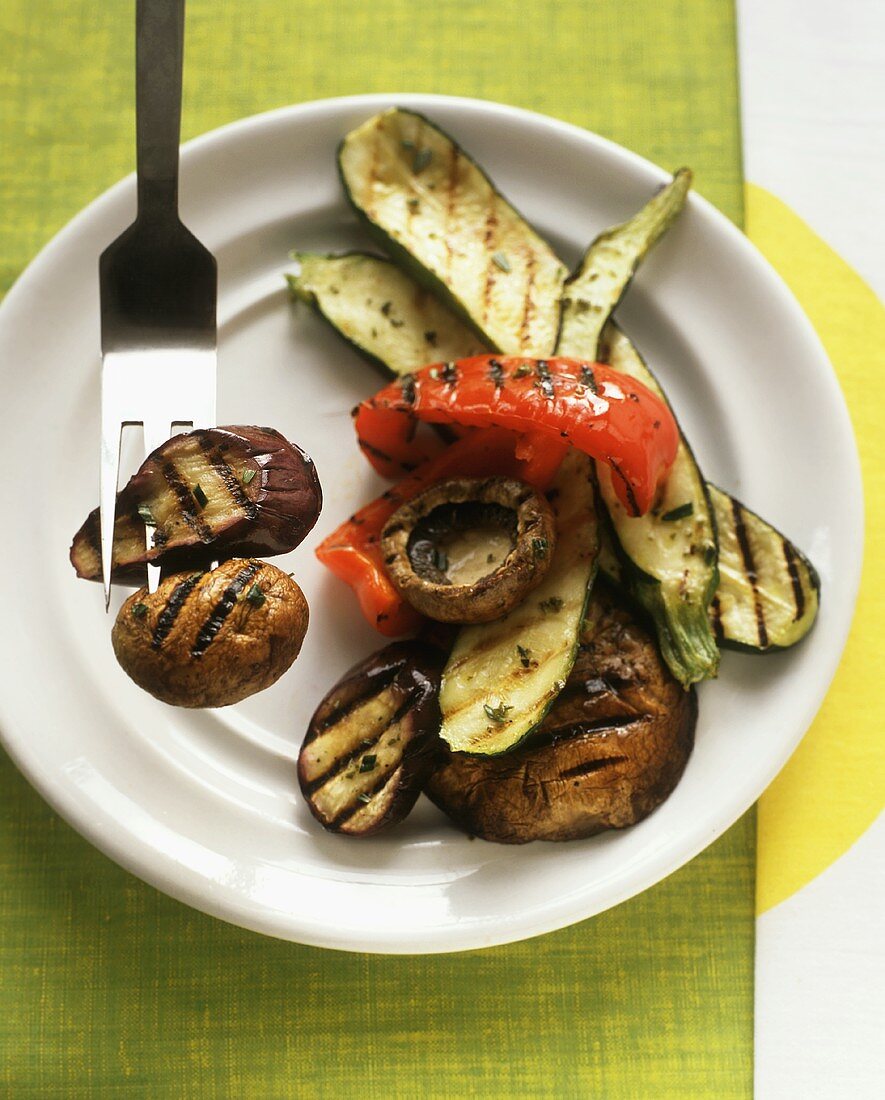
[316, 427, 566, 636]
[353, 356, 678, 516]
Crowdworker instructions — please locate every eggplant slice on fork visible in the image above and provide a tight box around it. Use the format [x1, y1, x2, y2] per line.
[71, 425, 322, 583]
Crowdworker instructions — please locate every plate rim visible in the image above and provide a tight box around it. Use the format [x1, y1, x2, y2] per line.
[0, 92, 864, 952]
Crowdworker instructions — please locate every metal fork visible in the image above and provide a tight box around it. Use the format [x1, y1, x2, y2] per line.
[99, 0, 216, 607]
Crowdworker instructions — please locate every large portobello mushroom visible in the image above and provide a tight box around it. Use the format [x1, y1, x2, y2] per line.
[112, 558, 309, 708]
[71, 426, 322, 582]
[425, 585, 696, 843]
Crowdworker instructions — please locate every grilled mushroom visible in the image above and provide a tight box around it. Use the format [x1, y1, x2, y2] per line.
[380, 476, 556, 623]
[425, 584, 696, 842]
[112, 558, 308, 707]
[71, 426, 322, 582]
[298, 642, 443, 836]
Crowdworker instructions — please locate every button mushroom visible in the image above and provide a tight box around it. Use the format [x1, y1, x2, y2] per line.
[112, 558, 308, 708]
[380, 476, 556, 623]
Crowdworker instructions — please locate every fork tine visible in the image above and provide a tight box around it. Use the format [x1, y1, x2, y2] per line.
[99, 413, 124, 611]
[142, 415, 173, 595]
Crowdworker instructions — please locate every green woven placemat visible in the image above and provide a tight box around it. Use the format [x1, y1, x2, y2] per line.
[0, 2, 752, 1096]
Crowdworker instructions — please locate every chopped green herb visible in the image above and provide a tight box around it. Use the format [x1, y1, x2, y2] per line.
[662, 502, 693, 522]
[241, 467, 257, 485]
[532, 537, 549, 558]
[539, 596, 564, 613]
[400, 139, 415, 151]
[412, 148, 432, 173]
[704, 544, 717, 565]
[512, 364, 533, 379]
[357, 792, 373, 804]
[407, 197, 420, 211]
[390, 319, 404, 328]
[424, 330, 437, 346]
[491, 251, 511, 273]
[359, 754, 377, 773]
[245, 583, 266, 608]
[131, 602, 149, 620]
[192, 483, 208, 509]
[380, 301, 392, 316]
[483, 702, 513, 723]
[487, 553, 497, 564]
[516, 644, 533, 669]
[137, 504, 156, 526]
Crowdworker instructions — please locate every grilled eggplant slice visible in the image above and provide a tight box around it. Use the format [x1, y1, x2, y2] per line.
[112, 559, 308, 708]
[709, 485, 820, 650]
[298, 642, 443, 836]
[380, 476, 556, 624]
[287, 251, 487, 375]
[439, 450, 599, 755]
[338, 108, 567, 356]
[426, 585, 696, 843]
[555, 169, 692, 358]
[71, 426, 322, 582]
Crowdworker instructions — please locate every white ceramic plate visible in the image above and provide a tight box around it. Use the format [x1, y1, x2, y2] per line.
[0, 94, 862, 953]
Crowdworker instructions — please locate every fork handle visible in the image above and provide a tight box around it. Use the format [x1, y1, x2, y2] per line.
[135, 0, 185, 219]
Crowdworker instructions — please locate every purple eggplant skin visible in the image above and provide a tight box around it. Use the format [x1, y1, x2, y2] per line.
[70, 426, 322, 583]
[298, 642, 444, 837]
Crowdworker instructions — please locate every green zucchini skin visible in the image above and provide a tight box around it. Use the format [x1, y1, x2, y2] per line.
[338, 108, 568, 357]
[439, 450, 600, 756]
[708, 485, 820, 652]
[555, 169, 692, 359]
[287, 251, 487, 376]
[594, 323, 720, 687]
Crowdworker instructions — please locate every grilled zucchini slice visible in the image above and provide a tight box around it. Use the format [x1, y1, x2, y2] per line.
[439, 449, 599, 755]
[594, 324, 719, 686]
[287, 251, 487, 376]
[338, 108, 567, 356]
[708, 485, 820, 651]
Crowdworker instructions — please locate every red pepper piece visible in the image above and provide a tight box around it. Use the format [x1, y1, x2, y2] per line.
[353, 355, 678, 516]
[316, 427, 565, 636]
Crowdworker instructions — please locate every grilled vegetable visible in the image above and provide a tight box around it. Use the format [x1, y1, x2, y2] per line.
[439, 449, 599, 755]
[298, 642, 443, 836]
[354, 355, 678, 516]
[316, 427, 561, 636]
[555, 169, 692, 359]
[381, 476, 556, 623]
[112, 559, 308, 707]
[552, 166, 717, 686]
[426, 584, 696, 843]
[709, 485, 820, 651]
[338, 108, 567, 356]
[593, 324, 719, 686]
[287, 251, 487, 375]
[71, 426, 322, 583]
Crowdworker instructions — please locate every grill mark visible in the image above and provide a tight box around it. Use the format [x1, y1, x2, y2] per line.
[398, 373, 417, 407]
[306, 690, 417, 799]
[581, 365, 599, 394]
[607, 459, 640, 517]
[710, 595, 724, 642]
[161, 460, 213, 541]
[316, 667, 403, 732]
[328, 768, 399, 830]
[731, 498, 768, 648]
[358, 439, 397, 466]
[194, 433, 259, 521]
[535, 360, 555, 399]
[151, 571, 205, 649]
[519, 252, 537, 349]
[487, 358, 505, 389]
[481, 202, 499, 325]
[529, 713, 645, 750]
[559, 755, 629, 780]
[782, 539, 806, 622]
[440, 362, 459, 387]
[190, 561, 261, 657]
